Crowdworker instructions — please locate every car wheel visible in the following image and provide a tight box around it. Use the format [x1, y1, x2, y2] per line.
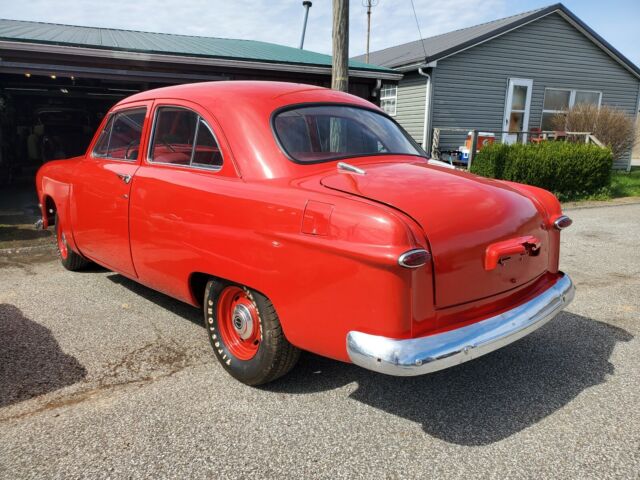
[204, 280, 300, 385]
[55, 213, 90, 271]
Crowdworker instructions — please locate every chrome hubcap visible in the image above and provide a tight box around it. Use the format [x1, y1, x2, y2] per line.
[232, 304, 254, 340]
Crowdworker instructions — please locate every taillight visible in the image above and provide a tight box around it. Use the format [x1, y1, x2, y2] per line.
[553, 215, 573, 230]
[398, 249, 430, 268]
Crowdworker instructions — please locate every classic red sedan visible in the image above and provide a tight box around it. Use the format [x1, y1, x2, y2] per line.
[36, 81, 574, 385]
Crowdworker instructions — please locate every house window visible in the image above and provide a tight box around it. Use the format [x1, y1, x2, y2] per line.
[541, 88, 602, 130]
[380, 84, 397, 116]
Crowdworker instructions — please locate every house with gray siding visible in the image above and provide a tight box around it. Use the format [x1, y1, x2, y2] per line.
[355, 3, 640, 170]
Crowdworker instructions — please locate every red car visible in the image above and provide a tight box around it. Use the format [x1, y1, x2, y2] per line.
[36, 81, 574, 385]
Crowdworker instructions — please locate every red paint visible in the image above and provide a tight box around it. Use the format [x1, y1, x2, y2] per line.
[35, 81, 570, 363]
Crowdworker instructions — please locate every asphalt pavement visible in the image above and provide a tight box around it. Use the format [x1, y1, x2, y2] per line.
[1, 202, 639, 479]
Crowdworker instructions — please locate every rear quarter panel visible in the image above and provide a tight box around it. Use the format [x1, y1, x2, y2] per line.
[128, 166, 425, 361]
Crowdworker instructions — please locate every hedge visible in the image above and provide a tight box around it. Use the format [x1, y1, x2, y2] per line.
[469, 142, 613, 200]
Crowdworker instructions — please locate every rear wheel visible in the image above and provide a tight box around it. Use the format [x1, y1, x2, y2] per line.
[55, 214, 90, 271]
[204, 280, 300, 385]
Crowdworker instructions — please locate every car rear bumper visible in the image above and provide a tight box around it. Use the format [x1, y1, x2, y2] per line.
[346, 273, 574, 376]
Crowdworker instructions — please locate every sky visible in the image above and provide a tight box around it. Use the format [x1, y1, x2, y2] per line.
[0, 0, 638, 66]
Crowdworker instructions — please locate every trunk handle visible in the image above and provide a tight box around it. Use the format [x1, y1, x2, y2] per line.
[485, 235, 541, 271]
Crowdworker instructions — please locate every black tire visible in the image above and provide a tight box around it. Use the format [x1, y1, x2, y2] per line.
[204, 280, 300, 385]
[55, 213, 91, 271]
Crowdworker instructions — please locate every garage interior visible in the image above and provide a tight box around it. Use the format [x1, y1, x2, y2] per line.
[0, 72, 168, 184]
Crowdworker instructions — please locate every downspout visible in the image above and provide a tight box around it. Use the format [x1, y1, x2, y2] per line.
[372, 78, 382, 102]
[417, 67, 432, 153]
[631, 82, 640, 172]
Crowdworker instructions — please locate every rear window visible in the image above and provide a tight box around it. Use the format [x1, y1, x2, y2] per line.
[273, 105, 424, 163]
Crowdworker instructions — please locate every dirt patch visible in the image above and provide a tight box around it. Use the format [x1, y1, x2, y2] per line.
[0, 244, 57, 272]
[0, 338, 211, 422]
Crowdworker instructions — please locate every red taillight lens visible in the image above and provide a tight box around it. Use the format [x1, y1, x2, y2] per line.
[554, 215, 573, 230]
[398, 249, 430, 268]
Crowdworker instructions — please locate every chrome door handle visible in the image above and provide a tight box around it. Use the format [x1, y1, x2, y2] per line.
[116, 173, 132, 184]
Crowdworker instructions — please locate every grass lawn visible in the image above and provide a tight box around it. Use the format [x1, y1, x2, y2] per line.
[610, 167, 640, 198]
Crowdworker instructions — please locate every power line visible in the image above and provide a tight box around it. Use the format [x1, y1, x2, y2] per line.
[409, 0, 428, 60]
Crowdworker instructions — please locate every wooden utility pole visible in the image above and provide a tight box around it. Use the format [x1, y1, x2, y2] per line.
[331, 0, 349, 92]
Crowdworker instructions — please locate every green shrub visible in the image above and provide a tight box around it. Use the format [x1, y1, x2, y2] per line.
[469, 142, 613, 201]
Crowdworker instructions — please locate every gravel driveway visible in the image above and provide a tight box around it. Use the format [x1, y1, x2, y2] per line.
[1, 203, 639, 479]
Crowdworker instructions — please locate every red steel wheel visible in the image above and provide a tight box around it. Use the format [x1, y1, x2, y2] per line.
[216, 286, 262, 361]
[56, 219, 69, 259]
[54, 213, 90, 271]
[204, 280, 301, 385]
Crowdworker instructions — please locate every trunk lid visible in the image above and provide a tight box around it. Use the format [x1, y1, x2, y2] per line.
[321, 160, 549, 308]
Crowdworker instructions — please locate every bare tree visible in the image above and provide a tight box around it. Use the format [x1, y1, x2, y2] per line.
[552, 103, 638, 161]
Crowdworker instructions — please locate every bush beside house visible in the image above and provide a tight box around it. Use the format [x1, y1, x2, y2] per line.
[470, 142, 613, 201]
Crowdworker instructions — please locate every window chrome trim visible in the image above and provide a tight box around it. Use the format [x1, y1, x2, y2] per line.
[146, 105, 224, 172]
[91, 107, 147, 162]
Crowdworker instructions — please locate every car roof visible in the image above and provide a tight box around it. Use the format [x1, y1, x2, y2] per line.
[118, 81, 334, 106]
[113, 81, 379, 181]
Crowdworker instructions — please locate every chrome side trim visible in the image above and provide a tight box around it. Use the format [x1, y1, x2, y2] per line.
[347, 273, 575, 376]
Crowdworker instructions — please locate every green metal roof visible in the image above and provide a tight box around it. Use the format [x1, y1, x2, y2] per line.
[0, 18, 392, 74]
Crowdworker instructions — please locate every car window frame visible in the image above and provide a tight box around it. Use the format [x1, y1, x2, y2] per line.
[90, 106, 148, 162]
[147, 104, 224, 172]
[270, 102, 427, 165]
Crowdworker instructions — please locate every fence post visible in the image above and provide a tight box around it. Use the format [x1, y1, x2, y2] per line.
[467, 129, 478, 171]
[431, 128, 440, 159]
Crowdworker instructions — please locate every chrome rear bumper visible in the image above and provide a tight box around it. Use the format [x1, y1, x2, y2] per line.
[347, 273, 574, 376]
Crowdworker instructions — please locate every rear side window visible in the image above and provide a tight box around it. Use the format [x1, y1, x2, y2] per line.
[93, 108, 146, 160]
[149, 107, 223, 169]
[192, 119, 223, 168]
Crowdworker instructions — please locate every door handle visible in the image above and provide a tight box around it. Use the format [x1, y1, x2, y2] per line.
[116, 173, 132, 184]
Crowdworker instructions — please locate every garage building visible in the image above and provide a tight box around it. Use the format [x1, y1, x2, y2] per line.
[0, 18, 399, 186]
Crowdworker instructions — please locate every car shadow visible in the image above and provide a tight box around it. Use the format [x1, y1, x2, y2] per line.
[0, 304, 87, 408]
[88, 276, 632, 446]
[105, 273, 202, 326]
[265, 312, 632, 446]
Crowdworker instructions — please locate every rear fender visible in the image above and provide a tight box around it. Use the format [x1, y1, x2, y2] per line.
[41, 179, 81, 254]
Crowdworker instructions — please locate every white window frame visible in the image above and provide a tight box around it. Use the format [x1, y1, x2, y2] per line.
[541, 87, 602, 130]
[380, 83, 397, 116]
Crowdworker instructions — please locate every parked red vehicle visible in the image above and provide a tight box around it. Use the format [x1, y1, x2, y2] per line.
[36, 81, 574, 385]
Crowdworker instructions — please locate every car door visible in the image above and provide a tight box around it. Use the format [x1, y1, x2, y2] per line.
[71, 101, 152, 276]
[128, 100, 237, 302]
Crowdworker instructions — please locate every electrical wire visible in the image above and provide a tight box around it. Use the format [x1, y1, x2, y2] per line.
[409, 0, 429, 60]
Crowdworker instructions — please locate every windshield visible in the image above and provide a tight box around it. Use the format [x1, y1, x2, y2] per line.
[273, 105, 425, 163]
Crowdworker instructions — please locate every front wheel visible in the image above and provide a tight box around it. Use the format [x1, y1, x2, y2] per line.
[204, 280, 300, 385]
[55, 214, 91, 271]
